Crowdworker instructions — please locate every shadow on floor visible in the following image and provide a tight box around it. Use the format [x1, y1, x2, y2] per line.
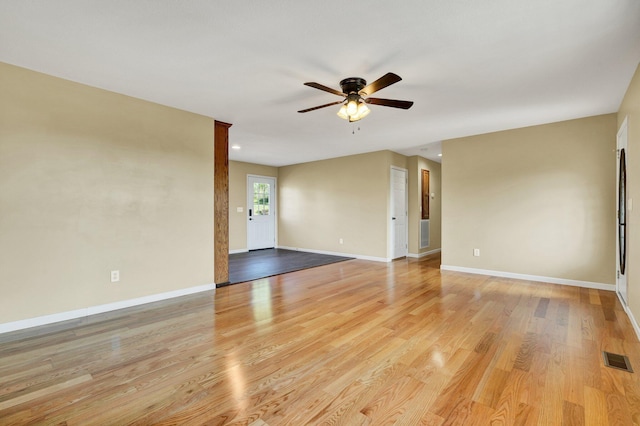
[223, 248, 354, 287]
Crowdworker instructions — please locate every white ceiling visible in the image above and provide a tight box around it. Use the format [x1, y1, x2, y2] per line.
[1, 1, 639, 166]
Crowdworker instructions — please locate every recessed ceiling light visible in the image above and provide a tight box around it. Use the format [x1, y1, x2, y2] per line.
[231, 145, 241, 150]
[438, 153, 442, 157]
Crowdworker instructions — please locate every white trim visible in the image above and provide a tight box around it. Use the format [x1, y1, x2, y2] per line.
[354, 254, 390, 262]
[0, 283, 216, 335]
[229, 249, 249, 254]
[408, 248, 442, 258]
[277, 246, 388, 262]
[618, 291, 640, 341]
[440, 265, 614, 291]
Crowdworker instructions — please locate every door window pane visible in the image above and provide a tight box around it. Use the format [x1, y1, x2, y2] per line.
[253, 183, 270, 215]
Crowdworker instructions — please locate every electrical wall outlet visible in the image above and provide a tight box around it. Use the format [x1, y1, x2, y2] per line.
[473, 248, 480, 257]
[110, 270, 120, 283]
[339, 238, 344, 244]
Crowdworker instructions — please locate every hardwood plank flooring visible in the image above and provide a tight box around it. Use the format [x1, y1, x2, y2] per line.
[1, 254, 640, 424]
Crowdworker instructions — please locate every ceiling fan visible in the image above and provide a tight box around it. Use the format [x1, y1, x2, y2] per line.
[298, 72, 414, 122]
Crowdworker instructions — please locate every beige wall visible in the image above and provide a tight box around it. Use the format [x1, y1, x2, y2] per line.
[618, 64, 640, 321]
[229, 161, 278, 251]
[0, 63, 215, 324]
[441, 114, 617, 284]
[278, 150, 405, 259]
[407, 156, 442, 255]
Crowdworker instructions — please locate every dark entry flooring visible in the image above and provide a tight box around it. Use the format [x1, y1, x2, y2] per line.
[225, 248, 354, 286]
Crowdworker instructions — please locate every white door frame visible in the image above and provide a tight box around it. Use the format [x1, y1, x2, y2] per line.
[389, 166, 408, 260]
[616, 117, 628, 307]
[247, 174, 277, 250]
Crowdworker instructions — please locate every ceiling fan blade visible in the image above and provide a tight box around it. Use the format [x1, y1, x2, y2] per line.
[359, 72, 402, 96]
[303, 82, 346, 97]
[365, 97, 414, 109]
[298, 100, 344, 113]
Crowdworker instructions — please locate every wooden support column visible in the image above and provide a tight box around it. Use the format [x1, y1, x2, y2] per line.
[214, 120, 232, 285]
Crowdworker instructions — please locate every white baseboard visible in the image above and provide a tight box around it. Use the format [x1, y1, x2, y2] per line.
[617, 291, 640, 341]
[229, 249, 249, 254]
[440, 264, 615, 291]
[0, 283, 216, 335]
[407, 248, 442, 259]
[277, 246, 388, 262]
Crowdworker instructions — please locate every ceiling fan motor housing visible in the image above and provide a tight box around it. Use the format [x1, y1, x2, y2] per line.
[339, 77, 367, 95]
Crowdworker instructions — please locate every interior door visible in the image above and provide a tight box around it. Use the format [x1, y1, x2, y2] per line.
[617, 118, 628, 306]
[247, 175, 276, 250]
[390, 167, 408, 259]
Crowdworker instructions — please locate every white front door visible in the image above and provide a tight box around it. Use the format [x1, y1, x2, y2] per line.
[617, 117, 628, 306]
[247, 175, 276, 250]
[390, 167, 408, 259]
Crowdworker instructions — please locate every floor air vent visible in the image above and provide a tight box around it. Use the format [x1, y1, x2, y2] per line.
[603, 351, 634, 372]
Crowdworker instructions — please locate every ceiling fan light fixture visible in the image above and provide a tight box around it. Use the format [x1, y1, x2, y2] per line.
[337, 104, 349, 120]
[355, 102, 370, 119]
[347, 102, 370, 122]
[346, 98, 359, 116]
[337, 95, 370, 122]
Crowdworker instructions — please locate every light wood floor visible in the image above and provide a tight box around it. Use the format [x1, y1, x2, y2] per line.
[1, 255, 640, 425]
